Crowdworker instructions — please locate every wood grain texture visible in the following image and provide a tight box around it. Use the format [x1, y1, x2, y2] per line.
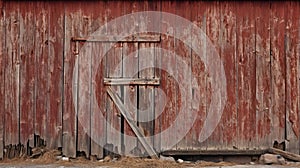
[160, 0, 176, 152]
[190, 1, 207, 150]
[34, 1, 49, 146]
[255, 1, 272, 149]
[0, 0, 4, 159]
[236, 1, 256, 149]
[204, 1, 222, 149]
[270, 1, 286, 145]
[19, 1, 35, 148]
[48, 1, 64, 149]
[0, 0, 300, 157]
[220, 1, 237, 149]
[4, 1, 20, 146]
[63, 1, 80, 157]
[285, 1, 300, 154]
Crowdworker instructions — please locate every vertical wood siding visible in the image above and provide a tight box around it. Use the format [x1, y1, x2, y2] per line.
[0, 0, 299, 158]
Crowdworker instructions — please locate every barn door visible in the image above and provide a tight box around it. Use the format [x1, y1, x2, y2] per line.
[73, 34, 161, 158]
[103, 38, 160, 157]
[72, 34, 161, 158]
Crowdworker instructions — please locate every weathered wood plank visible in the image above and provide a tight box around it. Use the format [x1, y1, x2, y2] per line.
[160, 0, 177, 152]
[138, 41, 155, 155]
[106, 87, 158, 158]
[105, 0, 124, 156]
[0, 0, 4, 159]
[4, 1, 20, 147]
[77, 2, 95, 157]
[72, 34, 160, 42]
[174, 0, 192, 150]
[270, 1, 286, 146]
[236, 1, 256, 149]
[91, 42, 106, 158]
[190, 1, 207, 151]
[104, 78, 160, 86]
[47, 1, 64, 149]
[220, 1, 238, 149]
[285, 1, 300, 154]
[122, 41, 139, 155]
[34, 1, 49, 146]
[105, 42, 122, 155]
[255, 1, 272, 149]
[268, 147, 300, 162]
[149, 0, 162, 154]
[122, 0, 139, 155]
[19, 1, 35, 149]
[63, 2, 80, 157]
[204, 1, 222, 149]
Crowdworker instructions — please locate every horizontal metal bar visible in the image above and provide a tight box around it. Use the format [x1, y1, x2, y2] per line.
[106, 87, 158, 159]
[72, 34, 160, 42]
[104, 77, 160, 86]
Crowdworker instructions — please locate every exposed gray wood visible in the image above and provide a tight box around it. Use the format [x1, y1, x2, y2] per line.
[104, 78, 160, 86]
[71, 34, 160, 42]
[106, 87, 158, 159]
[0, 0, 4, 159]
[268, 147, 300, 162]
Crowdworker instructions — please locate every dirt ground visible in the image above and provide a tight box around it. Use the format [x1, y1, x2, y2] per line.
[1, 149, 300, 168]
[0, 149, 238, 168]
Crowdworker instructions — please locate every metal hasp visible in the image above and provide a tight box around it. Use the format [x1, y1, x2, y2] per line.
[106, 86, 159, 159]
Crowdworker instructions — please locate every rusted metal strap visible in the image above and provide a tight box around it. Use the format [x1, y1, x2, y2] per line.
[72, 34, 160, 42]
[106, 87, 158, 159]
[104, 78, 160, 86]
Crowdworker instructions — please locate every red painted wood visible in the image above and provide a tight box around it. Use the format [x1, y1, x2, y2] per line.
[219, 2, 238, 148]
[160, 0, 177, 151]
[34, 1, 49, 145]
[0, 0, 4, 158]
[0, 0, 300, 157]
[204, 1, 223, 149]
[4, 1, 20, 146]
[190, 1, 208, 150]
[285, 1, 300, 153]
[270, 1, 286, 145]
[63, 1, 81, 157]
[174, 0, 192, 150]
[236, 1, 257, 149]
[91, 1, 107, 159]
[19, 1, 35, 148]
[255, 1, 272, 148]
[48, 1, 64, 149]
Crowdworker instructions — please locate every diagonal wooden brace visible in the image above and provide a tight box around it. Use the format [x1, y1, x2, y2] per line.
[106, 87, 158, 159]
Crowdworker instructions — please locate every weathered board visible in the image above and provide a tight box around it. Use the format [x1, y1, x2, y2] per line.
[0, 0, 300, 159]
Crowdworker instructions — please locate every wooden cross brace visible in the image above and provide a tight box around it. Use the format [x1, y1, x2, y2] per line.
[105, 78, 160, 159]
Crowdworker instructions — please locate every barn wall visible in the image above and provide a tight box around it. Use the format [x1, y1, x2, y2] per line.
[0, 1, 299, 158]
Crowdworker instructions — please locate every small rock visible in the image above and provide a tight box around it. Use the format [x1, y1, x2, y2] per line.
[177, 159, 184, 163]
[259, 153, 286, 165]
[104, 155, 112, 162]
[160, 155, 175, 162]
[98, 159, 104, 162]
[250, 161, 255, 165]
[62, 157, 69, 161]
